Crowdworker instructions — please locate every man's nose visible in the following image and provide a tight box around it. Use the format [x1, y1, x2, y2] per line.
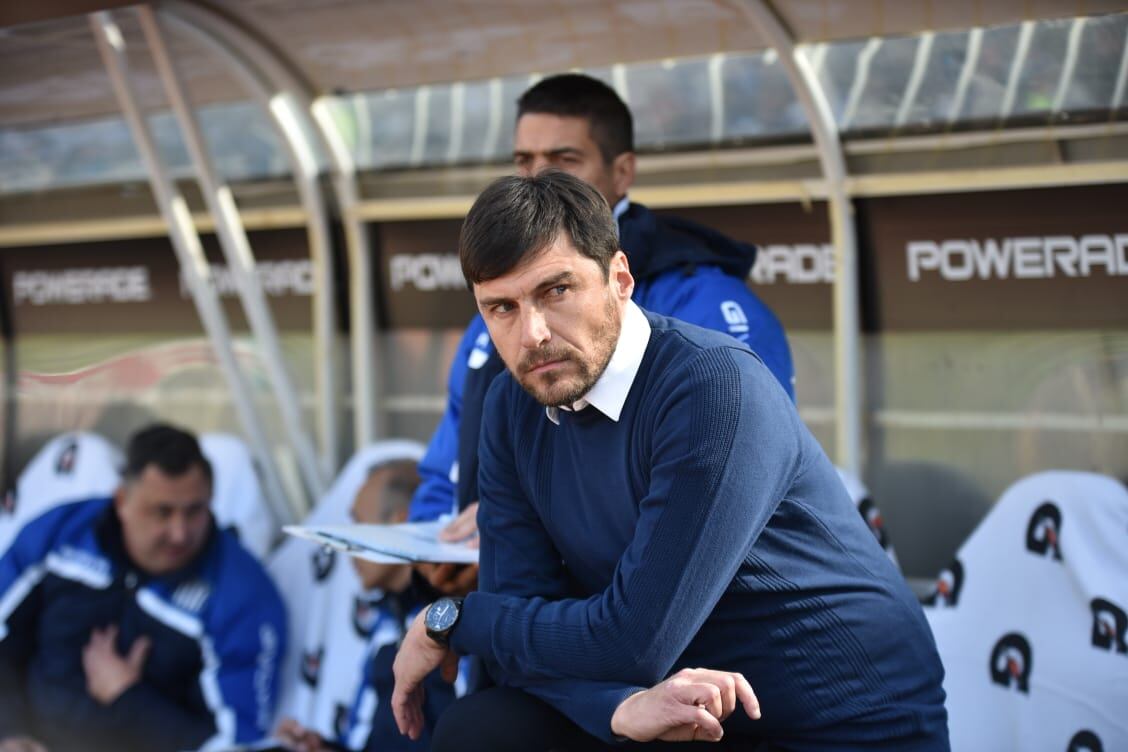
[531, 156, 552, 175]
[520, 308, 551, 349]
[167, 515, 189, 545]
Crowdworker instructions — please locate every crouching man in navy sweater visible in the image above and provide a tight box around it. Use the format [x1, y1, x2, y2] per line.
[391, 172, 948, 751]
[0, 425, 286, 752]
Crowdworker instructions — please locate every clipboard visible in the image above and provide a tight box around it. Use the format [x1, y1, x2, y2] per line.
[283, 519, 479, 565]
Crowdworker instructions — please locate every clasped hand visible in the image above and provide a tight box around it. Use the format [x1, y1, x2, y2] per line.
[611, 667, 760, 742]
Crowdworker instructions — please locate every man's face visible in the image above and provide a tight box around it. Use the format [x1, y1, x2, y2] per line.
[513, 113, 634, 207]
[475, 234, 634, 407]
[350, 462, 418, 592]
[115, 464, 212, 575]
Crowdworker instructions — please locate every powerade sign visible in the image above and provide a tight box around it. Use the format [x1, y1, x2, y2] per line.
[4, 229, 316, 334]
[372, 186, 1128, 332]
[906, 235, 1128, 282]
[374, 219, 477, 329]
[866, 185, 1128, 330]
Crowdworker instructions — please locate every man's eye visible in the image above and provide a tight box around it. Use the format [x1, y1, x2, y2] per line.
[492, 303, 513, 315]
[550, 285, 568, 296]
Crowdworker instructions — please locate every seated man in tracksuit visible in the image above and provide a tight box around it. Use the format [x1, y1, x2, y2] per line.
[275, 457, 455, 752]
[410, 74, 794, 595]
[0, 424, 287, 752]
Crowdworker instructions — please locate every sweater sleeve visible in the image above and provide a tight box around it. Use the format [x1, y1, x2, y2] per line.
[458, 377, 645, 741]
[452, 347, 803, 688]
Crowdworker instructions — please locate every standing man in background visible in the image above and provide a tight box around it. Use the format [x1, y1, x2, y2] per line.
[409, 75, 793, 589]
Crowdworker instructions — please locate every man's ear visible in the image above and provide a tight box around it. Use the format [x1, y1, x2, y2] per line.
[611, 151, 636, 199]
[113, 484, 126, 512]
[610, 250, 635, 299]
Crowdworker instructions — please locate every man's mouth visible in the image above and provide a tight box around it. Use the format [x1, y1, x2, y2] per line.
[525, 358, 567, 375]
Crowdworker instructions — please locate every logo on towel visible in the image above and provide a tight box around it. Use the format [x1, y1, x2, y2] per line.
[1067, 730, 1103, 752]
[312, 546, 336, 582]
[925, 559, 964, 607]
[55, 438, 79, 475]
[989, 633, 1032, 693]
[353, 594, 386, 638]
[334, 702, 351, 740]
[300, 646, 323, 687]
[856, 497, 890, 551]
[1091, 598, 1128, 655]
[1025, 502, 1063, 561]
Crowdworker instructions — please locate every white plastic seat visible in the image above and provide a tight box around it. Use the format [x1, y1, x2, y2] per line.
[923, 471, 1128, 752]
[2, 432, 123, 555]
[200, 433, 275, 560]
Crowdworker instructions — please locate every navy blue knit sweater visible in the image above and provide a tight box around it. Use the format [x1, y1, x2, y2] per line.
[450, 312, 947, 749]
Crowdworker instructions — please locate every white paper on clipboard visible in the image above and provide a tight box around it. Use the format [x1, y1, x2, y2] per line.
[283, 520, 479, 564]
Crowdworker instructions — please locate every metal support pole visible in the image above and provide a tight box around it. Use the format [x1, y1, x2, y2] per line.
[739, 0, 863, 475]
[137, 6, 327, 502]
[164, 1, 384, 450]
[161, 3, 341, 480]
[90, 11, 296, 527]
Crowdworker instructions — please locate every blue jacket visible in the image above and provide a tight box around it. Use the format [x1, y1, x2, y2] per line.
[409, 202, 794, 521]
[453, 312, 947, 748]
[340, 589, 455, 751]
[0, 498, 287, 751]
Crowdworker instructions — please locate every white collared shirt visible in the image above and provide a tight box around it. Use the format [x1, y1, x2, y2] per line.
[611, 195, 629, 237]
[546, 300, 651, 425]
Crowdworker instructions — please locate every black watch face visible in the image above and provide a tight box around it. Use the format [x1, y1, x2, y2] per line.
[427, 599, 459, 632]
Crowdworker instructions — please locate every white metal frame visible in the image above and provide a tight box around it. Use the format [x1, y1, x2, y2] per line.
[165, 0, 384, 452]
[89, 10, 296, 525]
[156, 9, 340, 481]
[136, 6, 327, 502]
[739, 0, 863, 475]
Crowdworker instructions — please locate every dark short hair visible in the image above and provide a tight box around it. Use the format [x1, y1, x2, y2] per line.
[460, 171, 620, 285]
[517, 73, 634, 163]
[123, 423, 213, 487]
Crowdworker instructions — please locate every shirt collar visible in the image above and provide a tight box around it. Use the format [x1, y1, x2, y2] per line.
[611, 195, 630, 238]
[546, 300, 650, 425]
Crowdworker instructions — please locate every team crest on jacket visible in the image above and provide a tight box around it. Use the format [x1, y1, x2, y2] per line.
[1025, 502, 1063, 560]
[924, 559, 964, 607]
[1067, 730, 1103, 752]
[300, 646, 324, 686]
[312, 546, 336, 582]
[1090, 598, 1128, 654]
[989, 632, 1032, 693]
[55, 438, 79, 475]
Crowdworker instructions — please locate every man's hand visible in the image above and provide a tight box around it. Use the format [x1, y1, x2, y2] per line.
[275, 717, 326, 752]
[438, 502, 479, 548]
[415, 562, 479, 596]
[416, 502, 480, 596]
[391, 608, 460, 740]
[610, 668, 760, 743]
[0, 737, 48, 752]
[82, 625, 150, 705]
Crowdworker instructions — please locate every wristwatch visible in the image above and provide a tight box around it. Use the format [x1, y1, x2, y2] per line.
[424, 597, 464, 646]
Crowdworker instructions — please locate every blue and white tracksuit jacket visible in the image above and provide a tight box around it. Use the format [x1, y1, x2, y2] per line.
[0, 497, 287, 752]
